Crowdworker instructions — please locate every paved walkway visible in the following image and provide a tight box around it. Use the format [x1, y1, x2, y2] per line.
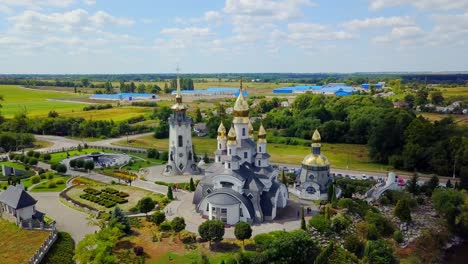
[165, 191, 318, 239]
[30, 192, 98, 243]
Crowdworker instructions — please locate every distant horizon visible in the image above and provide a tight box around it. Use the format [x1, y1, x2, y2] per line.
[0, 1, 467, 73]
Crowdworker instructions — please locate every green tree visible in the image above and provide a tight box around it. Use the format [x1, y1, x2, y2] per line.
[172, 217, 186, 237]
[301, 207, 307, 230]
[84, 160, 95, 171]
[427, 175, 440, 193]
[265, 230, 319, 264]
[394, 199, 412, 222]
[415, 89, 428, 105]
[404, 94, 415, 109]
[137, 197, 155, 217]
[446, 179, 453, 188]
[198, 220, 225, 247]
[430, 91, 444, 105]
[150, 210, 165, 226]
[234, 221, 252, 247]
[195, 108, 203, 122]
[344, 234, 364, 258]
[167, 185, 174, 200]
[406, 174, 419, 195]
[137, 83, 146, 93]
[109, 206, 131, 234]
[81, 78, 89, 87]
[432, 189, 464, 228]
[189, 177, 196, 192]
[364, 239, 396, 264]
[74, 226, 122, 264]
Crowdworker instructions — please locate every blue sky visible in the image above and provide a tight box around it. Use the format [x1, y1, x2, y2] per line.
[0, 0, 467, 73]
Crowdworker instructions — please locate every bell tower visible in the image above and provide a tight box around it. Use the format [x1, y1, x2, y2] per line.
[164, 66, 200, 176]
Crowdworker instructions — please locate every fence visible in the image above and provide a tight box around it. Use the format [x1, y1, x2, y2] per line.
[28, 227, 58, 264]
[38, 144, 147, 155]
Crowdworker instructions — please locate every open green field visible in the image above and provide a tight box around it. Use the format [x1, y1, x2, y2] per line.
[60, 106, 152, 121]
[0, 219, 50, 264]
[30, 176, 71, 192]
[113, 135, 391, 172]
[66, 184, 165, 212]
[439, 87, 468, 102]
[0, 85, 88, 118]
[48, 148, 104, 164]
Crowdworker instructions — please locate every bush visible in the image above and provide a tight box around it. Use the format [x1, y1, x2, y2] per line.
[42, 154, 51, 161]
[31, 175, 41, 184]
[129, 206, 139, 213]
[27, 150, 34, 157]
[344, 234, 364, 258]
[133, 246, 144, 256]
[28, 157, 38, 165]
[150, 211, 166, 226]
[330, 214, 351, 234]
[55, 164, 67, 174]
[394, 230, 404, 243]
[33, 152, 41, 158]
[308, 214, 331, 233]
[55, 178, 65, 184]
[47, 173, 55, 180]
[159, 221, 172, 232]
[42, 232, 74, 264]
[179, 230, 197, 244]
[40, 174, 46, 179]
[48, 182, 57, 188]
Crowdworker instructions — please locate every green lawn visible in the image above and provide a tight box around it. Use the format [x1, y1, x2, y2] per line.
[66, 184, 165, 212]
[30, 176, 71, 192]
[0, 161, 26, 170]
[113, 135, 391, 172]
[0, 219, 50, 264]
[0, 85, 87, 118]
[48, 148, 104, 164]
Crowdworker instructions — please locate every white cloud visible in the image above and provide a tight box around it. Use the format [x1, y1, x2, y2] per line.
[427, 12, 468, 45]
[343, 16, 415, 30]
[369, 0, 468, 11]
[174, 10, 223, 25]
[372, 26, 425, 45]
[89, 11, 134, 26]
[224, 0, 314, 21]
[288, 23, 353, 42]
[161, 27, 213, 38]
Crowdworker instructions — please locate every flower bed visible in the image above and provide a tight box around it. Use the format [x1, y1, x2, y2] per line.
[83, 187, 102, 195]
[80, 193, 116, 208]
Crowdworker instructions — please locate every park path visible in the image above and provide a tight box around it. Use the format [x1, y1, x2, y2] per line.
[30, 192, 98, 243]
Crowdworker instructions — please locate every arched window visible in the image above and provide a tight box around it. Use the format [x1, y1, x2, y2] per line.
[229, 149, 232, 155]
[258, 160, 261, 166]
[219, 143, 221, 149]
[178, 135, 183, 147]
[228, 163, 231, 169]
[242, 128, 246, 136]
[259, 146, 262, 152]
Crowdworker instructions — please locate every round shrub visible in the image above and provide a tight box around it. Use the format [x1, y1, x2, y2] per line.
[150, 211, 166, 226]
[33, 152, 41, 158]
[179, 230, 197, 244]
[394, 231, 404, 243]
[48, 182, 57, 188]
[28, 158, 38, 165]
[159, 221, 172, 232]
[31, 176, 41, 184]
[39, 174, 46, 179]
[133, 246, 144, 256]
[47, 173, 55, 180]
[55, 179, 65, 184]
[42, 154, 51, 161]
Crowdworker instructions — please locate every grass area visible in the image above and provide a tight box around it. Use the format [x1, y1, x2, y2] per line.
[0, 85, 87, 118]
[0, 218, 50, 264]
[31, 139, 54, 149]
[30, 176, 71, 192]
[419, 112, 468, 126]
[0, 161, 26, 170]
[439, 86, 468, 102]
[48, 148, 104, 164]
[121, 157, 165, 171]
[60, 106, 152, 121]
[66, 184, 165, 212]
[118, 218, 241, 264]
[114, 135, 391, 172]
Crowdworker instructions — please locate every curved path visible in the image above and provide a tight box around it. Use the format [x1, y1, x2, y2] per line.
[30, 192, 98, 243]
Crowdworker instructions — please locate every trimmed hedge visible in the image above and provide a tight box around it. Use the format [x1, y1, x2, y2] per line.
[102, 187, 119, 194]
[42, 232, 75, 264]
[83, 187, 101, 195]
[80, 193, 116, 208]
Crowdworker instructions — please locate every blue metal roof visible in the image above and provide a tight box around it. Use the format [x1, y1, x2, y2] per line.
[90, 93, 155, 99]
[171, 87, 248, 96]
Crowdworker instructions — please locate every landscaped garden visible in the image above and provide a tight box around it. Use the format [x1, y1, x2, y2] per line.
[0, 218, 50, 264]
[65, 183, 166, 212]
[29, 175, 71, 192]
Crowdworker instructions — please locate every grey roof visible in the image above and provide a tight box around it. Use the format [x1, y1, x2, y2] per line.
[0, 185, 37, 209]
[240, 138, 256, 149]
[254, 153, 271, 159]
[260, 182, 280, 217]
[207, 193, 240, 205]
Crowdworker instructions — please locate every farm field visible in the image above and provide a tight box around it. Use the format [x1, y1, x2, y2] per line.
[0, 219, 50, 264]
[113, 135, 391, 172]
[419, 112, 468, 126]
[0, 85, 87, 118]
[439, 86, 468, 102]
[59, 106, 152, 121]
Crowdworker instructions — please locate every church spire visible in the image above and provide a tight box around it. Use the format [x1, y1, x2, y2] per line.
[217, 122, 226, 140]
[233, 78, 249, 124]
[171, 65, 187, 111]
[227, 124, 237, 145]
[258, 123, 267, 144]
[311, 129, 321, 155]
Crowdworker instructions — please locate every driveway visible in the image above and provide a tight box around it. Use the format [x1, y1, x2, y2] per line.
[30, 192, 98, 243]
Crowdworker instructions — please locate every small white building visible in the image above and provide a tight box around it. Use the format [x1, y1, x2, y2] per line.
[0, 184, 39, 225]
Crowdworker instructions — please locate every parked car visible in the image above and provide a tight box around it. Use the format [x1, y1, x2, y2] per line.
[397, 177, 406, 186]
[361, 174, 368, 180]
[351, 176, 357, 180]
[345, 175, 350, 179]
[337, 173, 343, 177]
[369, 176, 375, 181]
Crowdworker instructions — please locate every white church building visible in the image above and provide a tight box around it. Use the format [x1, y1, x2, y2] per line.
[193, 84, 288, 225]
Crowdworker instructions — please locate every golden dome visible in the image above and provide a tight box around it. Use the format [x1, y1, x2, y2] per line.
[258, 123, 267, 144]
[312, 129, 321, 143]
[248, 121, 254, 139]
[217, 122, 226, 139]
[227, 124, 237, 145]
[233, 91, 249, 112]
[170, 102, 188, 111]
[302, 154, 330, 167]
